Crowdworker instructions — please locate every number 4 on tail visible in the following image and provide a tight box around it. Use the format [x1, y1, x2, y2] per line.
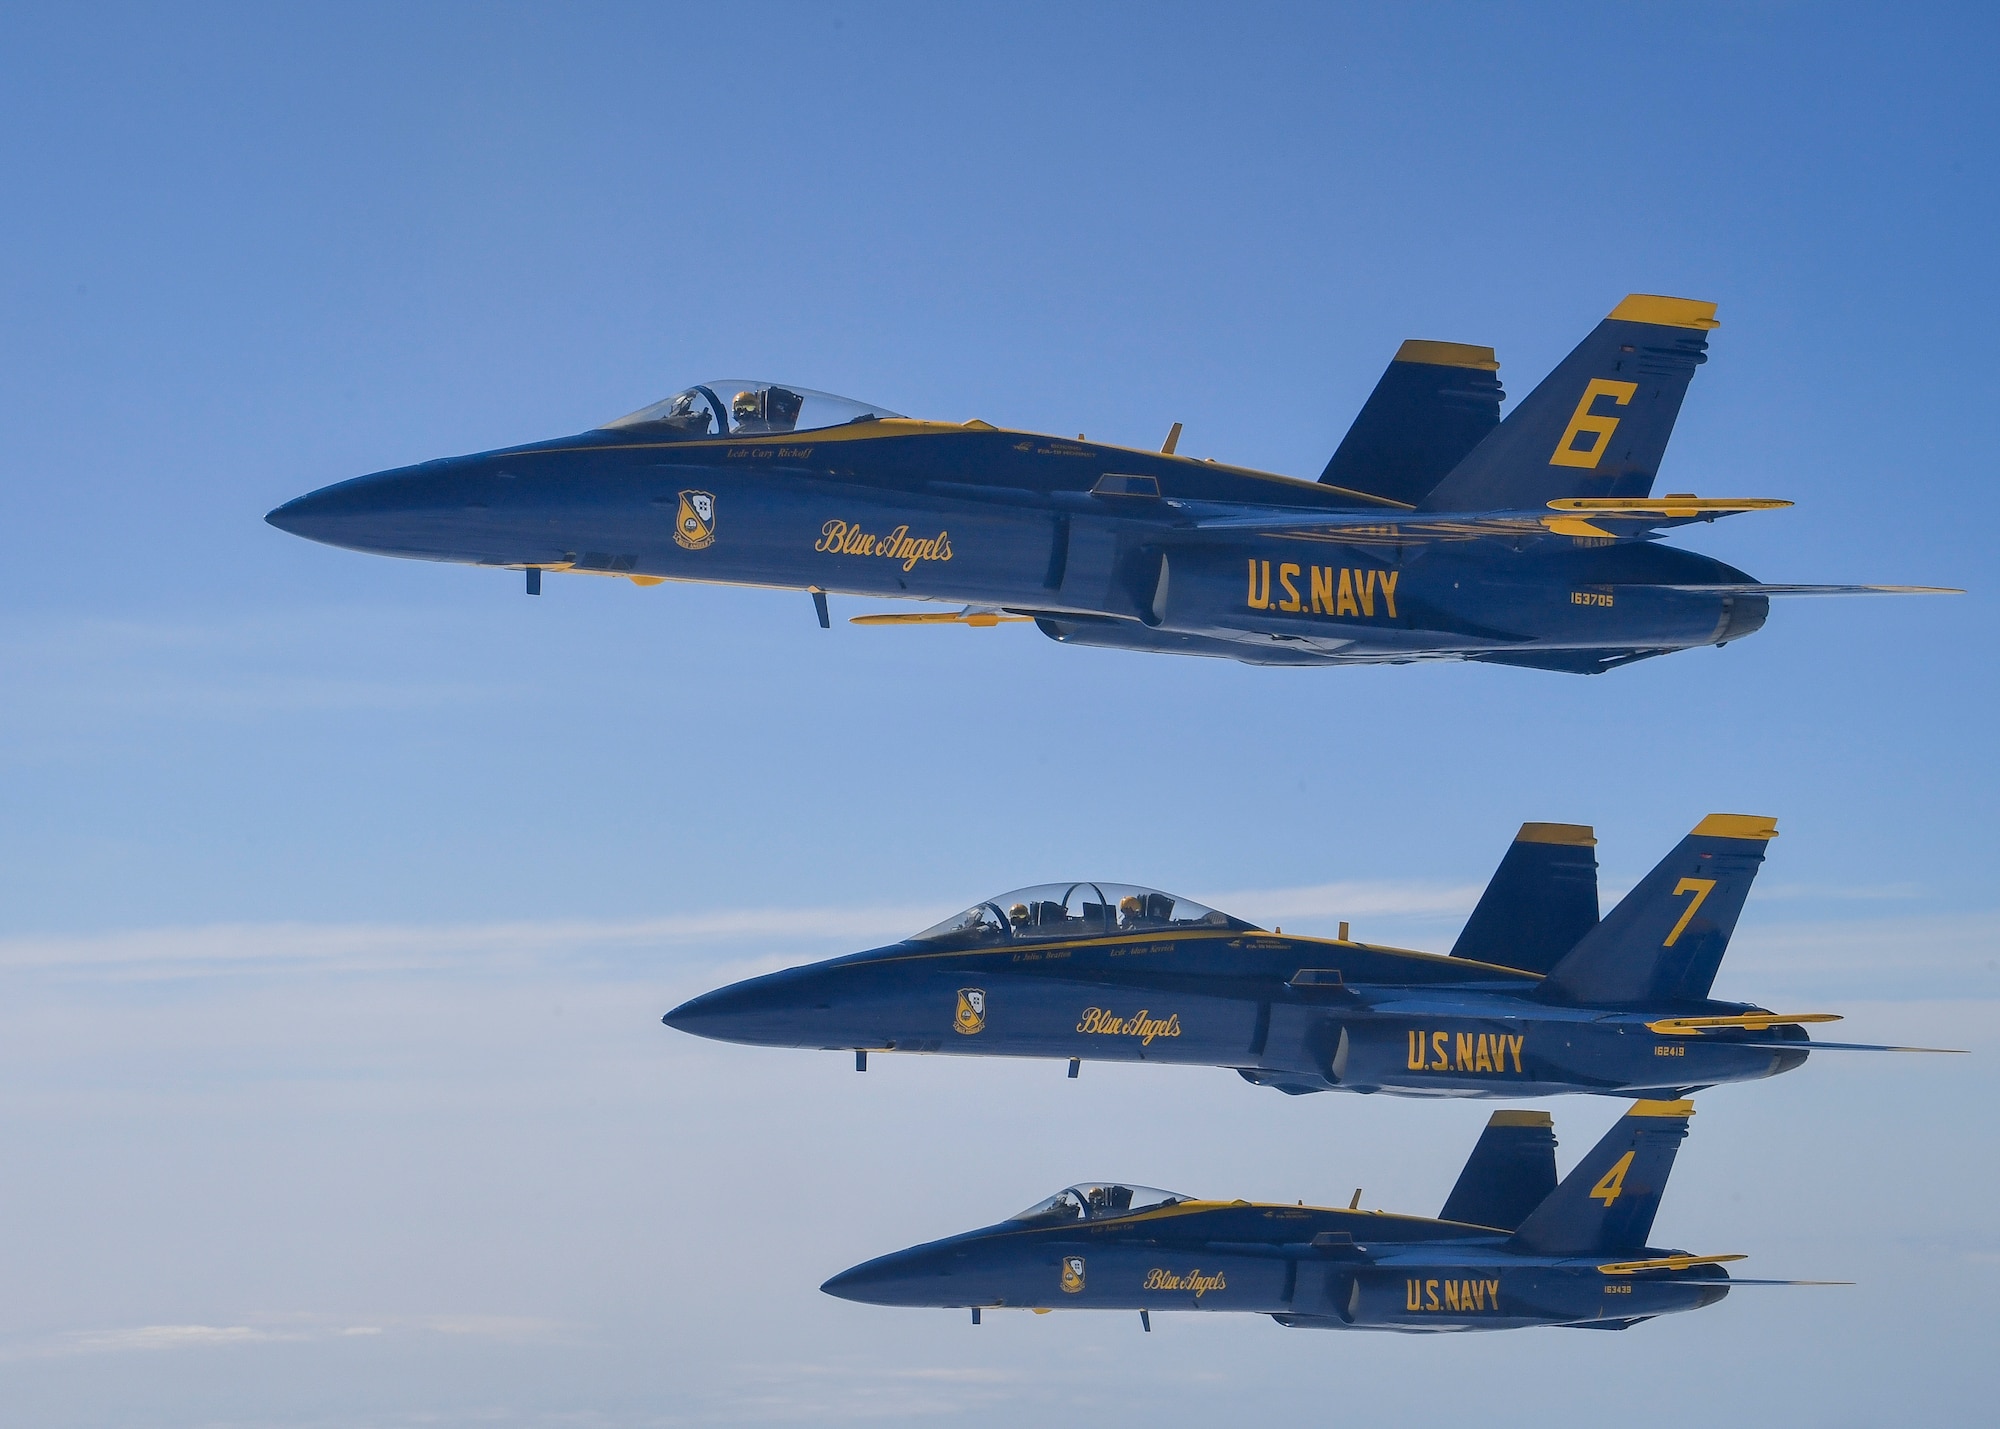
[1663, 878, 1716, 947]
[1590, 1151, 1636, 1207]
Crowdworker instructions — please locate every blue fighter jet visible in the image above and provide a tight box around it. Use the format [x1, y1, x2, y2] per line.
[667, 815, 1958, 1096]
[824, 1100, 1836, 1332]
[267, 295, 1950, 673]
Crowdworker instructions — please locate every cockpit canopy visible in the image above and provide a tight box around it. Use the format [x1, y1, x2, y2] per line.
[599, 380, 903, 438]
[911, 883, 1258, 946]
[1011, 1183, 1192, 1223]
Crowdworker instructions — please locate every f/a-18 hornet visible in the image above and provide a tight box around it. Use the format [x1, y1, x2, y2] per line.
[267, 295, 1950, 673]
[825, 1100, 1836, 1332]
[667, 815, 1957, 1096]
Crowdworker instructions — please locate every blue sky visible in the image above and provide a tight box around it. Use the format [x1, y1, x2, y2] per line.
[1, 3, 1995, 1424]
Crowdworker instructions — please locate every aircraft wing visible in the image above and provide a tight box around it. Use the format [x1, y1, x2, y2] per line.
[1597, 1253, 1745, 1274]
[1153, 496, 1794, 548]
[1643, 1013, 1964, 1053]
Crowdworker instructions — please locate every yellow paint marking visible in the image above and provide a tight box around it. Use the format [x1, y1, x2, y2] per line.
[1663, 878, 1716, 947]
[1549, 378, 1638, 470]
[1599, 1253, 1744, 1275]
[1648, 1012, 1841, 1035]
[1588, 1151, 1635, 1207]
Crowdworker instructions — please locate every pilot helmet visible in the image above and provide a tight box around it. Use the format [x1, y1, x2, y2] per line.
[732, 389, 762, 424]
[1009, 903, 1030, 924]
[1119, 895, 1143, 915]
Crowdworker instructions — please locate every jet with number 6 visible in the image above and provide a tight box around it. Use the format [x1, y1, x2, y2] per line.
[267, 295, 1951, 673]
[666, 815, 1960, 1097]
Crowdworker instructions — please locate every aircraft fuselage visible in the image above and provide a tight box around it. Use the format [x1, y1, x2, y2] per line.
[664, 929, 1808, 1098]
[268, 422, 1765, 668]
[822, 1201, 1730, 1331]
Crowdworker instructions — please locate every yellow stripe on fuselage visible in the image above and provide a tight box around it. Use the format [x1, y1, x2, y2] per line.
[862, 926, 1542, 980]
[504, 421, 1415, 511]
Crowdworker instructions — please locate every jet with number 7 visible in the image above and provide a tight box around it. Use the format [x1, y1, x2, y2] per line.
[266, 295, 1951, 673]
[665, 815, 1960, 1098]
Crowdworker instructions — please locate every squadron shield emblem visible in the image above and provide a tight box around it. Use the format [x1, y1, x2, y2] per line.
[954, 988, 986, 1036]
[673, 490, 716, 550]
[1061, 1255, 1085, 1295]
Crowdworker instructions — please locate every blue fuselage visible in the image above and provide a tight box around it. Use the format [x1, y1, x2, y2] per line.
[268, 420, 1767, 668]
[822, 1200, 1729, 1331]
[666, 928, 1809, 1098]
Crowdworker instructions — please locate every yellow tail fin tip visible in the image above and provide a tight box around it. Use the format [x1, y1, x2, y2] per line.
[1608, 294, 1720, 329]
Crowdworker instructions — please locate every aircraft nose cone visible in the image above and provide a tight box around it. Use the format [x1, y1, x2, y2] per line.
[821, 1250, 931, 1305]
[264, 461, 463, 554]
[662, 967, 829, 1045]
[661, 981, 767, 1034]
[819, 1265, 871, 1301]
[265, 489, 333, 538]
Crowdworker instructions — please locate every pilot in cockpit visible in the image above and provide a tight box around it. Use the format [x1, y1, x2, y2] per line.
[731, 386, 806, 434]
[1118, 894, 1146, 930]
[1085, 1185, 1132, 1217]
[1009, 902, 1031, 929]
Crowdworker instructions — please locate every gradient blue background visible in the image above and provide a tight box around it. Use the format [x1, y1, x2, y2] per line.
[1, 3, 1994, 1424]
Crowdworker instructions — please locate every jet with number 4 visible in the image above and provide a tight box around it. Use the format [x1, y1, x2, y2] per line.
[266, 295, 1951, 673]
[824, 1100, 1839, 1332]
[665, 814, 1959, 1097]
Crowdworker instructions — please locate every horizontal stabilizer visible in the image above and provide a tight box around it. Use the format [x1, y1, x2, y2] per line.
[1692, 1038, 1966, 1053]
[1439, 1110, 1559, 1231]
[1319, 340, 1503, 507]
[1451, 823, 1599, 974]
[1716, 1279, 1854, 1287]
[1613, 583, 1962, 596]
[1540, 815, 1775, 1006]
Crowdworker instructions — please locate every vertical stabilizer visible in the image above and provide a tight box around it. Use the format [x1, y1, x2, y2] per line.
[1539, 815, 1775, 1006]
[1439, 1109, 1558, 1231]
[1419, 294, 1717, 511]
[1510, 1100, 1693, 1256]
[1320, 340, 1504, 507]
[1449, 822, 1599, 974]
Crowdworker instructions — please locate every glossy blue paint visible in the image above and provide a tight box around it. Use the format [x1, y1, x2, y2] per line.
[823, 1103, 1751, 1333]
[662, 817, 1945, 1099]
[267, 303, 1945, 673]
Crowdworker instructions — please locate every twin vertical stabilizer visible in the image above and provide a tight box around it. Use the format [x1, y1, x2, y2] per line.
[1420, 294, 1718, 511]
[1539, 814, 1776, 1006]
[1508, 1100, 1695, 1256]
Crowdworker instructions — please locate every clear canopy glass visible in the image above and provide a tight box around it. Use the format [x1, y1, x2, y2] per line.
[599, 380, 903, 437]
[1010, 1183, 1192, 1223]
[911, 883, 1257, 945]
